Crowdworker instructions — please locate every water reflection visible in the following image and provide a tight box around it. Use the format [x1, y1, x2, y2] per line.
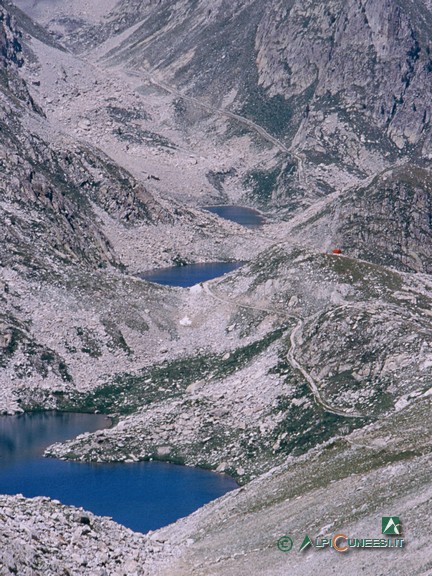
[0, 413, 237, 532]
[0, 412, 109, 465]
[203, 205, 266, 228]
[138, 261, 244, 287]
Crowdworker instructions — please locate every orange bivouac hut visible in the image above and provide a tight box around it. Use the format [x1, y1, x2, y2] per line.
[332, 248, 343, 254]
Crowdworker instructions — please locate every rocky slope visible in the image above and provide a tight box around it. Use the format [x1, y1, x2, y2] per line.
[0, 494, 173, 575]
[1, 1, 432, 575]
[149, 394, 432, 576]
[16, 0, 432, 271]
[45, 246, 432, 484]
[0, 0, 268, 414]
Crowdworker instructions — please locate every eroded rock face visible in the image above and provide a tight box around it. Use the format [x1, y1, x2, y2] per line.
[0, 5, 119, 271]
[0, 6, 23, 68]
[0, 3, 35, 105]
[332, 165, 432, 273]
[0, 2, 176, 410]
[257, 0, 431, 146]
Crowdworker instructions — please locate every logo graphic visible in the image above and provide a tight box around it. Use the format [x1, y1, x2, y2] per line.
[299, 535, 313, 552]
[277, 535, 293, 552]
[382, 517, 402, 535]
[277, 518, 405, 554]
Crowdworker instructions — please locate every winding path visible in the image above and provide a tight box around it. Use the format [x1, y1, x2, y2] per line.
[126, 68, 292, 155]
[203, 282, 365, 419]
[123, 66, 384, 421]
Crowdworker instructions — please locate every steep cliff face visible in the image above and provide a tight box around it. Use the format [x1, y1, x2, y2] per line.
[0, 3, 36, 106]
[256, 0, 432, 148]
[0, 1, 176, 272]
[288, 161, 432, 273]
[47, 0, 432, 152]
[333, 164, 432, 273]
[0, 10, 105, 269]
[0, 6, 23, 68]
[0, 2, 178, 409]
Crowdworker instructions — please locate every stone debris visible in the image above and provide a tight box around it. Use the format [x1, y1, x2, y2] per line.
[1, 1, 432, 574]
[0, 495, 179, 576]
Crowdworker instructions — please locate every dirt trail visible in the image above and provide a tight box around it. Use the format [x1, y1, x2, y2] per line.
[203, 282, 365, 419]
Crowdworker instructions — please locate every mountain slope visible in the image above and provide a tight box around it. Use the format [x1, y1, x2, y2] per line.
[16, 0, 432, 272]
[0, 0, 263, 413]
[46, 246, 432, 485]
[1, 2, 431, 575]
[20, 1, 432, 181]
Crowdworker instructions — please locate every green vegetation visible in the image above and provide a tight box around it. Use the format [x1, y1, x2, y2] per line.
[240, 85, 293, 139]
[114, 125, 176, 148]
[272, 379, 367, 457]
[244, 167, 280, 204]
[107, 105, 150, 122]
[55, 326, 289, 415]
[102, 319, 133, 355]
[243, 160, 297, 206]
[76, 327, 102, 358]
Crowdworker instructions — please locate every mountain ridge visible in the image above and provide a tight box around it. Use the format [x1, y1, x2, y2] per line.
[1, 1, 431, 575]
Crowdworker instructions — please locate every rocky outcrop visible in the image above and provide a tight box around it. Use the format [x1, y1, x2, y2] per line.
[0, 5, 24, 68]
[0, 494, 173, 575]
[290, 162, 432, 273]
[332, 164, 432, 273]
[256, 0, 432, 146]
[0, 3, 40, 109]
[51, 0, 432, 150]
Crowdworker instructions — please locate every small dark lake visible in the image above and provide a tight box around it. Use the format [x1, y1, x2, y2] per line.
[203, 205, 265, 228]
[0, 413, 237, 533]
[139, 261, 244, 287]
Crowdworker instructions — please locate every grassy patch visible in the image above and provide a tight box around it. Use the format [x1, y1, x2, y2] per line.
[244, 167, 280, 204]
[76, 327, 102, 358]
[55, 326, 288, 414]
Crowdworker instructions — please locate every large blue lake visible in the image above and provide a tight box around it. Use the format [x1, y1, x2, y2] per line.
[0, 413, 237, 533]
[203, 205, 265, 228]
[139, 261, 244, 287]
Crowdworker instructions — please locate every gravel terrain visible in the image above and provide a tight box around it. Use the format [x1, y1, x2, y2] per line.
[1, 1, 432, 575]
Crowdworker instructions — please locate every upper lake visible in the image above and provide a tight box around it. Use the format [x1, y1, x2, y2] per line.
[203, 205, 265, 228]
[0, 413, 237, 533]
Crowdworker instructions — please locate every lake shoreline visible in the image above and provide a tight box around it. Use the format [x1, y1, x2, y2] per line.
[0, 411, 238, 534]
[138, 260, 246, 287]
[202, 204, 267, 228]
